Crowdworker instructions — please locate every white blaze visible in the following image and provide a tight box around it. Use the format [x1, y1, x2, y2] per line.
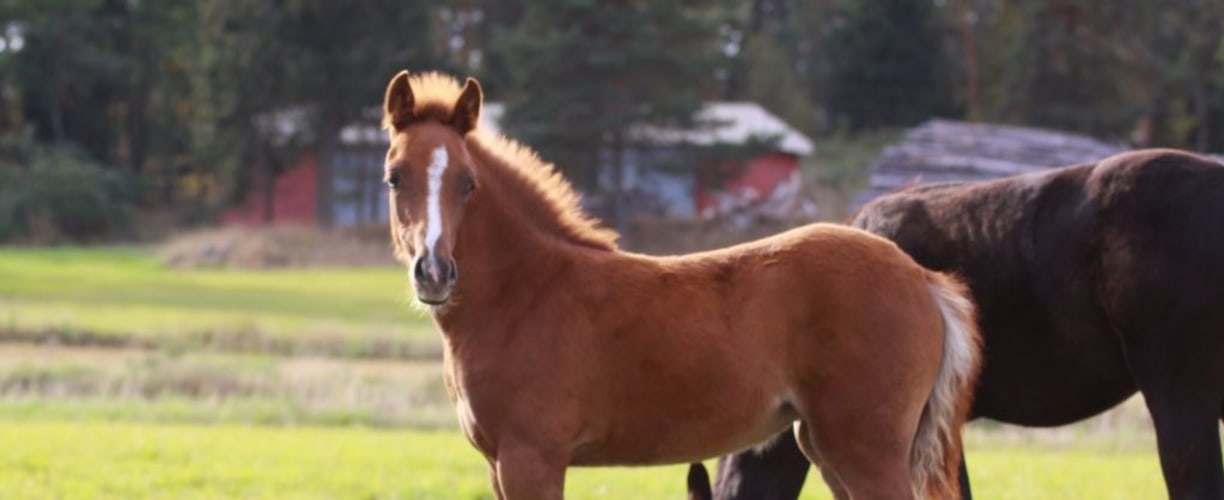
[424, 146, 448, 274]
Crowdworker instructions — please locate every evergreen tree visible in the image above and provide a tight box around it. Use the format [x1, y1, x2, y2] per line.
[191, 0, 436, 222]
[822, 0, 955, 130]
[495, 0, 729, 194]
[742, 36, 821, 136]
[716, 0, 824, 136]
[976, 0, 1223, 149]
[0, 0, 196, 175]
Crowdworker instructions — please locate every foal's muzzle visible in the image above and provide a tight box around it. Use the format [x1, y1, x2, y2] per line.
[413, 253, 457, 305]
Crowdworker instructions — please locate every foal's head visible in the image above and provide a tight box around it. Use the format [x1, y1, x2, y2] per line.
[381, 71, 483, 306]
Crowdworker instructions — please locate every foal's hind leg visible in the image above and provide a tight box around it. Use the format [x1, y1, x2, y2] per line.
[793, 417, 915, 500]
[793, 421, 848, 500]
[493, 442, 567, 500]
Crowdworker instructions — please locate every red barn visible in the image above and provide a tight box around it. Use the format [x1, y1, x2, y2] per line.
[224, 102, 814, 226]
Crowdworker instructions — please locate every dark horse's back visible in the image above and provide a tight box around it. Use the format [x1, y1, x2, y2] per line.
[854, 148, 1224, 498]
[1080, 150, 1224, 422]
[692, 149, 1224, 500]
[850, 149, 1224, 426]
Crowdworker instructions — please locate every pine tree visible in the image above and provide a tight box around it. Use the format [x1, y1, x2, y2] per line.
[975, 0, 1223, 149]
[191, 0, 436, 222]
[822, 0, 955, 130]
[495, 0, 728, 191]
[0, 0, 196, 174]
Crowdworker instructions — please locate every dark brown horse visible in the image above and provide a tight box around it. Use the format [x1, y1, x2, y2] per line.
[380, 70, 982, 499]
[692, 149, 1224, 499]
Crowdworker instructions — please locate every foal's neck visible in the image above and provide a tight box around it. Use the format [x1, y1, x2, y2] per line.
[433, 154, 615, 335]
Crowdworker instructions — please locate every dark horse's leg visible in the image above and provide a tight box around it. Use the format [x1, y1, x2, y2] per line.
[958, 455, 973, 500]
[1141, 385, 1223, 499]
[710, 431, 809, 500]
[1123, 321, 1224, 499]
[688, 463, 712, 500]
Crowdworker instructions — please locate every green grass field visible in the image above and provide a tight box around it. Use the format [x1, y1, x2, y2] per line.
[0, 419, 1164, 500]
[0, 247, 436, 357]
[0, 246, 1176, 498]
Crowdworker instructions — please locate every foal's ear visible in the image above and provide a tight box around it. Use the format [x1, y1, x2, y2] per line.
[383, 70, 414, 131]
[451, 77, 483, 135]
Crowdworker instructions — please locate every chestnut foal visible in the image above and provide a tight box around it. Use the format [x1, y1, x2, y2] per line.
[381, 70, 981, 499]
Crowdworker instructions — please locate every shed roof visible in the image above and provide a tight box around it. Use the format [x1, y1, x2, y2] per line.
[853, 119, 1129, 206]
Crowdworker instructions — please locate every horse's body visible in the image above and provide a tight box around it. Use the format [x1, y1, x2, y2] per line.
[380, 71, 981, 499]
[698, 149, 1224, 499]
[448, 223, 951, 467]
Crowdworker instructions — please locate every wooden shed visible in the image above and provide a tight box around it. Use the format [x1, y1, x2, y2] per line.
[853, 119, 1128, 208]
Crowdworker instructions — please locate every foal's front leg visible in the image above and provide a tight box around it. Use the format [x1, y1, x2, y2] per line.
[494, 442, 568, 500]
[487, 459, 505, 500]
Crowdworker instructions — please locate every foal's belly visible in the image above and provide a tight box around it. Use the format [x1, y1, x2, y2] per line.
[569, 393, 799, 466]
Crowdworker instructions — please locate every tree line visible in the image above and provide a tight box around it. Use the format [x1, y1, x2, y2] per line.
[0, 0, 1220, 241]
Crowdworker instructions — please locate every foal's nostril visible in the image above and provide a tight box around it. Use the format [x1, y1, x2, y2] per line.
[414, 255, 456, 288]
[413, 257, 430, 283]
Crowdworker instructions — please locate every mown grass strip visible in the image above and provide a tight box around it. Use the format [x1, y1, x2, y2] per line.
[0, 247, 438, 359]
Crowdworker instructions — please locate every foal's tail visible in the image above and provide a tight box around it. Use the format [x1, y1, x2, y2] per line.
[911, 272, 981, 499]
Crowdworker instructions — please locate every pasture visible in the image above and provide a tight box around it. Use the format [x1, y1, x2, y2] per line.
[0, 247, 1176, 498]
[0, 419, 1164, 499]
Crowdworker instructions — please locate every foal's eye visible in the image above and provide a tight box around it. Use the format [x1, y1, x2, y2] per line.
[460, 177, 476, 196]
[386, 172, 401, 189]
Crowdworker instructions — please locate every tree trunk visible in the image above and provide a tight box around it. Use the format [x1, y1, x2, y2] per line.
[49, 63, 66, 145]
[961, 0, 980, 120]
[261, 141, 276, 225]
[315, 121, 338, 228]
[128, 67, 150, 175]
[610, 130, 627, 234]
[1196, 82, 1209, 152]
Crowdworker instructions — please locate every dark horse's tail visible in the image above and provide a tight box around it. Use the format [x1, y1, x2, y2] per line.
[912, 272, 981, 499]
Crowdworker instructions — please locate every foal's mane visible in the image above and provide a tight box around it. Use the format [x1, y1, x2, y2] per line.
[384, 72, 618, 251]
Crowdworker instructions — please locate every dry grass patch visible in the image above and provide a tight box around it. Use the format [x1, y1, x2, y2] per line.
[160, 224, 396, 269]
[0, 344, 451, 428]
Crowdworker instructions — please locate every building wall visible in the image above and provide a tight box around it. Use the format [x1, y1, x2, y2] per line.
[222, 148, 800, 227]
[696, 153, 799, 217]
[221, 152, 319, 226]
[330, 146, 390, 226]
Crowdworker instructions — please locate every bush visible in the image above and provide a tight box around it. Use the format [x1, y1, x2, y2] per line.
[0, 143, 140, 243]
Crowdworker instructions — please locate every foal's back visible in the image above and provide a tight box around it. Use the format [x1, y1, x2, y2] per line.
[573, 223, 948, 465]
